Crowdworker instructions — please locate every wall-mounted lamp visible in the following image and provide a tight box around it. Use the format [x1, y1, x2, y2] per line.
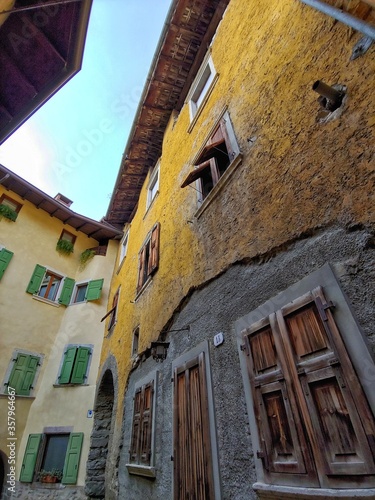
[151, 341, 170, 362]
[312, 80, 346, 112]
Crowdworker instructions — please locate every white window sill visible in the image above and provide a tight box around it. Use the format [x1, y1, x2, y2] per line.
[195, 153, 243, 219]
[32, 295, 61, 307]
[126, 463, 156, 478]
[53, 384, 89, 388]
[0, 393, 35, 399]
[254, 483, 375, 499]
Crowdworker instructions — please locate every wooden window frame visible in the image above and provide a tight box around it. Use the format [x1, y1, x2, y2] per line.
[136, 223, 160, 296]
[0, 194, 22, 213]
[126, 370, 158, 478]
[71, 282, 89, 304]
[2, 349, 43, 397]
[236, 264, 375, 495]
[59, 229, 76, 245]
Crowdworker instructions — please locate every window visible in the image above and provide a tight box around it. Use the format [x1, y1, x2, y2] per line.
[0, 194, 22, 220]
[101, 287, 120, 332]
[136, 223, 160, 294]
[57, 345, 92, 385]
[3, 350, 42, 396]
[181, 111, 240, 202]
[187, 53, 217, 122]
[19, 430, 83, 484]
[119, 230, 129, 265]
[126, 372, 158, 477]
[132, 327, 140, 357]
[59, 229, 76, 245]
[26, 265, 103, 305]
[237, 265, 375, 490]
[0, 247, 13, 280]
[146, 162, 160, 210]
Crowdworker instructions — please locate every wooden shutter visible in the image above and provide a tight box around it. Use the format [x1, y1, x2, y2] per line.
[148, 223, 160, 276]
[19, 434, 42, 482]
[8, 354, 39, 396]
[173, 352, 215, 500]
[243, 286, 375, 488]
[181, 160, 212, 188]
[26, 264, 46, 294]
[85, 279, 104, 301]
[70, 347, 91, 384]
[243, 317, 318, 486]
[0, 248, 13, 280]
[58, 277, 75, 305]
[58, 347, 77, 384]
[130, 388, 142, 462]
[62, 432, 83, 484]
[137, 246, 147, 292]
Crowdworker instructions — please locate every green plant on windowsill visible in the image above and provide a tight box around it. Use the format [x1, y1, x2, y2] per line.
[56, 238, 74, 256]
[38, 468, 63, 483]
[79, 248, 95, 270]
[0, 204, 17, 221]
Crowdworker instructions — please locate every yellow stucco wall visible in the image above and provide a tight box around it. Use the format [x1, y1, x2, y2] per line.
[0, 186, 118, 486]
[101, 0, 374, 417]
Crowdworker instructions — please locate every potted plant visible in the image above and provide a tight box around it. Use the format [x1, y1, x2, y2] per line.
[79, 248, 95, 269]
[38, 468, 63, 483]
[56, 238, 74, 256]
[0, 204, 17, 221]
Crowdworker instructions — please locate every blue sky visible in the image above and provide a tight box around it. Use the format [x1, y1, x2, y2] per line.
[0, 0, 172, 221]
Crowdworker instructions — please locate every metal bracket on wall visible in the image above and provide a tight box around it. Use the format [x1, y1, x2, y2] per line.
[351, 36, 373, 60]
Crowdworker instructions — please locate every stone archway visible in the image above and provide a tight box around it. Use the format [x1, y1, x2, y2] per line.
[85, 370, 115, 499]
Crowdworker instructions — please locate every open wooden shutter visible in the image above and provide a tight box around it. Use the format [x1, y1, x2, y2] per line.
[58, 277, 75, 305]
[70, 347, 90, 384]
[130, 388, 142, 462]
[173, 352, 215, 500]
[181, 160, 212, 188]
[148, 223, 160, 276]
[62, 432, 83, 484]
[137, 246, 147, 293]
[8, 354, 39, 396]
[85, 279, 103, 301]
[26, 264, 46, 294]
[0, 248, 13, 280]
[58, 347, 77, 384]
[19, 434, 42, 482]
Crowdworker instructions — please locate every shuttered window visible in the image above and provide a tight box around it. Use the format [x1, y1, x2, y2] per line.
[173, 351, 215, 500]
[19, 432, 83, 484]
[241, 286, 375, 489]
[129, 381, 154, 466]
[58, 346, 91, 385]
[6, 353, 40, 396]
[0, 248, 13, 280]
[136, 223, 160, 294]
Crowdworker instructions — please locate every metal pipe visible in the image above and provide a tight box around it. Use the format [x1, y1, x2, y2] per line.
[312, 80, 343, 110]
[300, 0, 375, 40]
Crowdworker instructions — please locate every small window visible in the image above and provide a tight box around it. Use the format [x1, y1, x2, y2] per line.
[187, 54, 217, 122]
[119, 230, 129, 265]
[72, 283, 88, 303]
[19, 431, 83, 484]
[59, 229, 76, 245]
[181, 111, 240, 201]
[38, 271, 63, 301]
[57, 345, 92, 385]
[132, 327, 140, 357]
[136, 223, 160, 295]
[0, 194, 22, 220]
[3, 350, 42, 396]
[146, 162, 160, 210]
[126, 372, 158, 477]
[101, 287, 120, 331]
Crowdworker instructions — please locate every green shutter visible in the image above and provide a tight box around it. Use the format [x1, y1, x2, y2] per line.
[70, 347, 91, 384]
[8, 354, 39, 396]
[19, 434, 42, 482]
[58, 277, 75, 305]
[26, 264, 46, 294]
[85, 278, 104, 301]
[62, 432, 83, 484]
[0, 248, 13, 280]
[58, 347, 77, 384]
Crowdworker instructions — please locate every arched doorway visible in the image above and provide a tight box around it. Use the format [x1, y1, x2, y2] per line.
[85, 370, 115, 498]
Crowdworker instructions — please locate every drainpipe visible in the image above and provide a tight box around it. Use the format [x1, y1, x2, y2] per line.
[300, 0, 375, 39]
